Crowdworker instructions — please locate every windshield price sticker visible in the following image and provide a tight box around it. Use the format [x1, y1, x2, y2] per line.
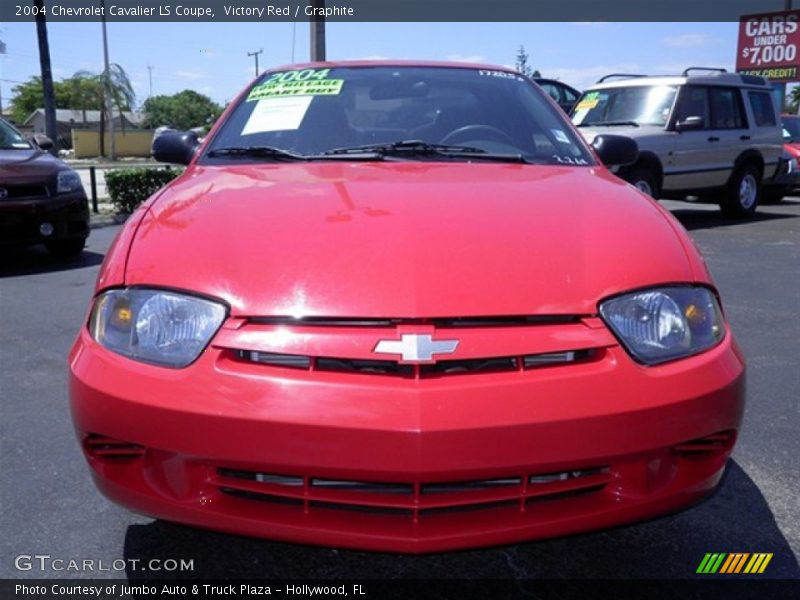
[248, 78, 344, 100]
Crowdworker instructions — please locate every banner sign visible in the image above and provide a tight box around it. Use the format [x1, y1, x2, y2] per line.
[736, 10, 800, 82]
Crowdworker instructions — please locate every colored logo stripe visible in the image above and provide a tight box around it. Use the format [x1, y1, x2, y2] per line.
[698, 553, 773, 574]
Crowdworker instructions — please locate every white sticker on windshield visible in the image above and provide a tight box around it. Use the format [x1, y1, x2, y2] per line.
[551, 129, 570, 144]
[241, 96, 313, 135]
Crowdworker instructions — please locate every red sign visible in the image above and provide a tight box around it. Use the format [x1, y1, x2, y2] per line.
[736, 10, 800, 82]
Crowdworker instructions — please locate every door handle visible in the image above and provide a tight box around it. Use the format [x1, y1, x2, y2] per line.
[707, 136, 720, 142]
[740, 135, 751, 140]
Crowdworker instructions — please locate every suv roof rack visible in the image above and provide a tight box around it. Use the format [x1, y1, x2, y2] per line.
[596, 73, 648, 83]
[682, 67, 727, 76]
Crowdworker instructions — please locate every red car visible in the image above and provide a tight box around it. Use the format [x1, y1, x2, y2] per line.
[69, 62, 745, 553]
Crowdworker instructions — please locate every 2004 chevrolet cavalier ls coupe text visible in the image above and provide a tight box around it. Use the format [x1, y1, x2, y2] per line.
[69, 62, 745, 553]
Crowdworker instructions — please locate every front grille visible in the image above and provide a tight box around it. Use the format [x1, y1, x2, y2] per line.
[247, 315, 581, 328]
[0, 184, 49, 199]
[84, 434, 145, 459]
[215, 465, 611, 520]
[235, 348, 598, 378]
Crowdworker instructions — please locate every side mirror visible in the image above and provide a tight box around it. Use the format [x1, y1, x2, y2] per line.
[675, 116, 704, 132]
[32, 133, 54, 150]
[152, 131, 199, 165]
[591, 134, 638, 167]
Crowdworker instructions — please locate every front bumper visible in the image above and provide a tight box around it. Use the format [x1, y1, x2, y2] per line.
[69, 324, 745, 553]
[0, 193, 89, 247]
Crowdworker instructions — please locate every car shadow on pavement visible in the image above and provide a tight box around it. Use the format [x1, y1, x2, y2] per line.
[669, 204, 798, 231]
[122, 461, 798, 582]
[0, 246, 104, 278]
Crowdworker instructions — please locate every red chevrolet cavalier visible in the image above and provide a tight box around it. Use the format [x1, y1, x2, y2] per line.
[69, 62, 745, 553]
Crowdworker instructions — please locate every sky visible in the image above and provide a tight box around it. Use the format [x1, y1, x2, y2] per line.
[0, 21, 743, 110]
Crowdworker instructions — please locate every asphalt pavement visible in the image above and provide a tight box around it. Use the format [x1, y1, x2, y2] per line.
[1, 198, 798, 580]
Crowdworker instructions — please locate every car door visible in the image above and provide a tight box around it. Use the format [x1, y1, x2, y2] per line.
[707, 86, 749, 186]
[667, 85, 722, 191]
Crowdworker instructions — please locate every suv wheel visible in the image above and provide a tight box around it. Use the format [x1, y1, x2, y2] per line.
[721, 164, 760, 218]
[625, 168, 659, 198]
[45, 238, 86, 258]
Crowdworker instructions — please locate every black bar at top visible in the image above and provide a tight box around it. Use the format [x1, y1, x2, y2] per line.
[0, 0, 794, 23]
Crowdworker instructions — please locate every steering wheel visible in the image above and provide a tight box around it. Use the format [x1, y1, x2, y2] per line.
[440, 124, 516, 146]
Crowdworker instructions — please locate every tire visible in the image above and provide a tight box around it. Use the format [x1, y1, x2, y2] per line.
[45, 237, 86, 258]
[624, 167, 659, 198]
[720, 164, 761, 218]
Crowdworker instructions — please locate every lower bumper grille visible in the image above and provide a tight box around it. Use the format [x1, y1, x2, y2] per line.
[215, 466, 611, 521]
[84, 434, 146, 459]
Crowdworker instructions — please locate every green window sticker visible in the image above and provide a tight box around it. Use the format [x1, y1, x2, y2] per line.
[247, 68, 344, 101]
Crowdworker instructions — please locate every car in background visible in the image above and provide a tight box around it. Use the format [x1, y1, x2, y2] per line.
[534, 77, 581, 113]
[0, 117, 89, 256]
[764, 114, 800, 202]
[70, 61, 745, 553]
[571, 68, 784, 218]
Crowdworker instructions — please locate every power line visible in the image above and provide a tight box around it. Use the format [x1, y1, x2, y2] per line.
[247, 48, 263, 76]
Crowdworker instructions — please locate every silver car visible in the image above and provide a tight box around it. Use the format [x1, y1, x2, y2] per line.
[572, 68, 783, 218]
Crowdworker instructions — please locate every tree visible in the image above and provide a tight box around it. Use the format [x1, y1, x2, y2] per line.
[69, 65, 135, 156]
[10, 77, 71, 124]
[142, 90, 223, 131]
[516, 45, 534, 78]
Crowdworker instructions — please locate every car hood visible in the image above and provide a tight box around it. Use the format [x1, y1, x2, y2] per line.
[576, 124, 665, 145]
[0, 148, 63, 181]
[125, 162, 696, 317]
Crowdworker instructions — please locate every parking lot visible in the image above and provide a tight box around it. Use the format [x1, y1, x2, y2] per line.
[1, 199, 798, 580]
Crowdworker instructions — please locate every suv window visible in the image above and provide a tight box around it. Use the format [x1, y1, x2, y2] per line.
[674, 86, 710, 128]
[710, 88, 746, 129]
[748, 91, 777, 127]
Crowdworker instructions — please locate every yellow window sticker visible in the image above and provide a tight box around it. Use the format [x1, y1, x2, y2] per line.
[576, 92, 600, 111]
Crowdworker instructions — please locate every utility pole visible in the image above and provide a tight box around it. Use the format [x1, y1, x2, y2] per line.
[310, 0, 326, 62]
[147, 64, 154, 98]
[100, 0, 115, 160]
[34, 0, 58, 155]
[247, 49, 263, 76]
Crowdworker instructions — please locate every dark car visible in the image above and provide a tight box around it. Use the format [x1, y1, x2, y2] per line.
[534, 78, 581, 113]
[0, 118, 89, 256]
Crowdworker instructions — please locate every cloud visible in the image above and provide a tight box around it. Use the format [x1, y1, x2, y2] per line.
[663, 33, 711, 47]
[542, 64, 642, 91]
[175, 69, 204, 80]
[445, 54, 487, 63]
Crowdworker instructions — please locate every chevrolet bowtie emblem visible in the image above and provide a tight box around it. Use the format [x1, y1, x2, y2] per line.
[374, 334, 459, 363]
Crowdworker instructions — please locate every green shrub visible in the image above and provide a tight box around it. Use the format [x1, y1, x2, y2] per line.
[105, 167, 183, 213]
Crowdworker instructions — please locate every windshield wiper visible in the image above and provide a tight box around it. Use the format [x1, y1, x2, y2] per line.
[324, 140, 486, 155]
[576, 121, 640, 128]
[206, 146, 307, 160]
[322, 140, 528, 163]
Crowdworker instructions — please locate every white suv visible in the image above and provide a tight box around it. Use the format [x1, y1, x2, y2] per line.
[572, 68, 784, 218]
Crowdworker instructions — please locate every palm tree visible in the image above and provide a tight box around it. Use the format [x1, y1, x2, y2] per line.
[70, 65, 135, 156]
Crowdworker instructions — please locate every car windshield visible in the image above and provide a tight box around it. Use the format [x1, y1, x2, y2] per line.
[572, 85, 678, 127]
[782, 116, 800, 140]
[204, 66, 593, 166]
[0, 119, 32, 150]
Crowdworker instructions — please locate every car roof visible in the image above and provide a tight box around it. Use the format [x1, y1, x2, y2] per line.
[265, 59, 519, 74]
[587, 72, 771, 91]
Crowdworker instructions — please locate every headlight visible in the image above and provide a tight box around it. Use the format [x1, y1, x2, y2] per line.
[599, 286, 725, 365]
[57, 169, 83, 194]
[89, 288, 227, 368]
